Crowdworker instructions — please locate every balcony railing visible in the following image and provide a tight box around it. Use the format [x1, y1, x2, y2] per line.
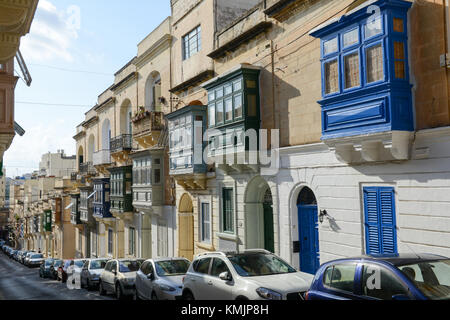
[79, 162, 96, 175]
[110, 134, 132, 153]
[132, 111, 164, 137]
[93, 149, 111, 166]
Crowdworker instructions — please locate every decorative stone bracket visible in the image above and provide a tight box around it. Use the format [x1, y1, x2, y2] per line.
[326, 131, 414, 164]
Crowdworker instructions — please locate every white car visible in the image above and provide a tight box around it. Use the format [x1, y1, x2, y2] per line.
[182, 249, 314, 300]
[99, 259, 144, 299]
[67, 259, 88, 285]
[135, 258, 190, 300]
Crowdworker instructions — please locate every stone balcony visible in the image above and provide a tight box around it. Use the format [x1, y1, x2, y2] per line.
[132, 111, 164, 148]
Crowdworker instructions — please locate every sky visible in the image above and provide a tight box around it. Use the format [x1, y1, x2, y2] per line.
[4, 0, 171, 178]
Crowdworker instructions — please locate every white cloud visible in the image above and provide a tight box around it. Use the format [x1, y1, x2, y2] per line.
[20, 0, 81, 63]
[3, 120, 76, 177]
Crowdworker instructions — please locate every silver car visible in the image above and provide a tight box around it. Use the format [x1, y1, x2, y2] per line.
[99, 259, 144, 300]
[27, 253, 44, 268]
[24, 251, 36, 266]
[135, 258, 190, 300]
[80, 258, 109, 290]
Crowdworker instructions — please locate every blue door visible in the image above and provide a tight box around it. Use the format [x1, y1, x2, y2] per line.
[298, 205, 320, 274]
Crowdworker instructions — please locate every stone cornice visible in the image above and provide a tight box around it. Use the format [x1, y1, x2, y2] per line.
[135, 34, 172, 68]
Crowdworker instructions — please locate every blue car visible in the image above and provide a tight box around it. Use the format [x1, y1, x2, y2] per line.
[306, 254, 450, 300]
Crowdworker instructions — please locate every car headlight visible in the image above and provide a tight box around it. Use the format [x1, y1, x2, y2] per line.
[159, 284, 176, 292]
[256, 287, 282, 300]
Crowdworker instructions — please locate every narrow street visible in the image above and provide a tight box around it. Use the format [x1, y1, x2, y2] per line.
[0, 252, 113, 300]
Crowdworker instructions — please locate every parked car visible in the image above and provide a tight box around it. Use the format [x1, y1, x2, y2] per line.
[12, 250, 21, 261]
[67, 259, 88, 284]
[58, 260, 73, 283]
[18, 251, 28, 264]
[182, 249, 314, 300]
[306, 253, 450, 300]
[99, 259, 144, 300]
[135, 258, 190, 300]
[39, 258, 55, 278]
[24, 251, 36, 266]
[27, 253, 44, 268]
[49, 259, 63, 280]
[80, 258, 109, 290]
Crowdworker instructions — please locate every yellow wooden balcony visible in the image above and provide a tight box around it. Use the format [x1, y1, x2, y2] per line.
[132, 111, 163, 148]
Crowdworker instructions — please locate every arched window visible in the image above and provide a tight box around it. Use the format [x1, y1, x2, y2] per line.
[145, 72, 161, 112]
[297, 187, 317, 206]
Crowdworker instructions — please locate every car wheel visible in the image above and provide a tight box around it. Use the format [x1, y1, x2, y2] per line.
[99, 281, 106, 296]
[151, 292, 158, 301]
[183, 291, 195, 300]
[115, 283, 124, 300]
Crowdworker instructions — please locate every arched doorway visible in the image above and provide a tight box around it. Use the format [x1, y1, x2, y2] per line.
[297, 187, 320, 274]
[145, 72, 162, 112]
[178, 193, 194, 260]
[245, 176, 274, 253]
[120, 100, 132, 135]
[88, 135, 95, 163]
[77, 146, 84, 168]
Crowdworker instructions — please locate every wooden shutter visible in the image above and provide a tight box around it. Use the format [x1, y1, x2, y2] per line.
[364, 187, 397, 255]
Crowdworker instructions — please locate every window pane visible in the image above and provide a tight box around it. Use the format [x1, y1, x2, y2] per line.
[225, 98, 233, 121]
[208, 92, 215, 102]
[365, 17, 383, 38]
[344, 52, 360, 89]
[366, 44, 384, 83]
[393, 18, 404, 33]
[234, 94, 242, 119]
[211, 258, 229, 277]
[324, 264, 357, 293]
[324, 59, 339, 94]
[394, 41, 405, 79]
[247, 94, 257, 117]
[216, 88, 223, 99]
[208, 104, 215, 126]
[233, 80, 242, 91]
[224, 84, 232, 95]
[323, 37, 338, 55]
[216, 101, 224, 124]
[343, 29, 359, 48]
[223, 188, 234, 233]
[362, 265, 409, 300]
[154, 169, 161, 184]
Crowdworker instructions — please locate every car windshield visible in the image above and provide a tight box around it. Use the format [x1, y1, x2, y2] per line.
[155, 260, 190, 277]
[74, 260, 86, 268]
[45, 259, 54, 266]
[90, 260, 108, 270]
[228, 253, 297, 277]
[119, 260, 141, 273]
[31, 254, 43, 259]
[53, 260, 62, 266]
[398, 260, 450, 300]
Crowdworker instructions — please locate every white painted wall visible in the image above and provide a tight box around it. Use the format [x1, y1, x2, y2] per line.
[276, 127, 450, 269]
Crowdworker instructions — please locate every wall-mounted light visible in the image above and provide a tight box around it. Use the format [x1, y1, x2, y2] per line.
[319, 210, 329, 224]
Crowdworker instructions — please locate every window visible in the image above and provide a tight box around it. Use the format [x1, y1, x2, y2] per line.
[207, 76, 246, 128]
[194, 258, 211, 274]
[108, 229, 113, 255]
[343, 29, 359, 48]
[393, 18, 404, 33]
[344, 52, 360, 89]
[211, 258, 230, 277]
[365, 16, 383, 38]
[324, 59, 339, 94]
[363, 187, 397, 255]
[323, 37, 338, 55]
[362, 264, 410, 300]
[323, 263, 357, 293]
[222, 188, 234, 233]
[200, 203, 211, 243]
[129, 227, 135, 255]
[183, 26, 201, 60]
[157, 219, 168, 257]
[393, 41, 406, 79]
[366, 44, 384, 83]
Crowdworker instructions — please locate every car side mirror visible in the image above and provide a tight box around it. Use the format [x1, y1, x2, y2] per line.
[392, 294, 410, 301]
[219, 271, 232, 282]
[147, 273, 155, 281]
[112, 270, 117, 275]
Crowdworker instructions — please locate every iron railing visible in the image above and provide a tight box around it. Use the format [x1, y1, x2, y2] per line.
[132, 111, 164, 137]
[110, 134, 132, 153]
[79, 162, 96, 175]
